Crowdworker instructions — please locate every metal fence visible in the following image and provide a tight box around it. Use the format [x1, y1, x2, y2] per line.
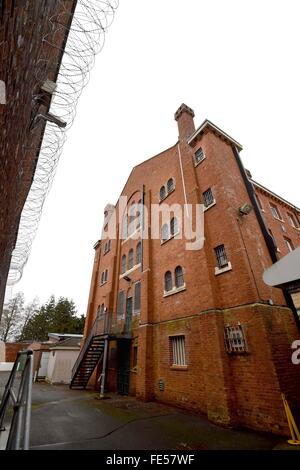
[0, 349, 33, 450]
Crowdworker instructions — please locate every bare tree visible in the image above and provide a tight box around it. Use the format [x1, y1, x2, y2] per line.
[18, 297, 40, 341]
[0, 293, 25, 341]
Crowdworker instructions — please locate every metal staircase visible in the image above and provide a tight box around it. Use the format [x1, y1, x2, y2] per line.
[70, 334, 105, 389]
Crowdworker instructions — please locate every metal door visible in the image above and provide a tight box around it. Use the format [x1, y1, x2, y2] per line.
[117, 340, 130, 395]
[38, 351, 49, 377]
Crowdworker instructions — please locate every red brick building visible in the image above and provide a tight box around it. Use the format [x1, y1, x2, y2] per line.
[77, 104, 300, 436]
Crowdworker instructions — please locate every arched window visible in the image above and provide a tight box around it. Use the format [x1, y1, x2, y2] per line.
[128, 248, 134, 270]
[121, 254, 126, 274]
[128, 202, 136, 236]
[170, 217, 178, 236]
[161, 223, 169, 242]
[167, 178, 174, 193]
[96, 305, 101, 318]
[136, 241, 142, 265]
[136, 199, 142, 229]
[164, 271, 173, 292]
[104, 269, 108, 282]
[101, 272, 104, 285]
[175, 266, 184, 288]
[160, 186, 166, 201]
[108, 240, 111, 251]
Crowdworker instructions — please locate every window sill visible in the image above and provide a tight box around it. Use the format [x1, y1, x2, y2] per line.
[170, 365, 188, 371]
[203, 200, 216, 212]
[163, 285, 186, 297]
[194, 155, 206, 167]
[120, 263, 141, 279]
[214, 262, 232, 276]
[159, 188, 175, 204]
[122, 227, 141, 244]
[100, 281, 108, 287]
[161, 231, 180, 245]
[273, 216, 284, 223]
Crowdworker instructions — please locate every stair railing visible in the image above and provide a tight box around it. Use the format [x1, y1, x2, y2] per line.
[0, 349, 33, 450]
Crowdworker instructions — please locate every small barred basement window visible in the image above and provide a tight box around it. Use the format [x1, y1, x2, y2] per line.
[224, 324, 248, 353]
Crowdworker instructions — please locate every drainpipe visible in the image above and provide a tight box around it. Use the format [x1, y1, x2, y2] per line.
[232, 146, 300, 330]
[99, 337, 109, 398]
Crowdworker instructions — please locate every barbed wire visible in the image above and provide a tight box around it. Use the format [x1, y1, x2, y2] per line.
[7, 0, 119, 287]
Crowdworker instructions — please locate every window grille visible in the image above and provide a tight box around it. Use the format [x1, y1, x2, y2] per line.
[170, 217, 178, 236]
[170, 336, 186, 366]
[117, 291, 125, 319]
[167, 178, 174, 193]
[203, 188, 214, 207]
[134, 281, 141, 312]
[128, 249, 134, 270]
[121, 254, 126, 274]
[136, 241, 142, 265]
[164, 271, 172, 292]
[224, 324, 248, 353]
[194, 147, 205, 165]
[160, 186, 166, 201]
[214, 245, 228, 268]
[175, 266, 184, 288]
[161, 223, 169, 242]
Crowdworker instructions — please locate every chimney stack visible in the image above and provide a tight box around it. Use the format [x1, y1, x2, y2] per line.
[174, 103, 195, 140]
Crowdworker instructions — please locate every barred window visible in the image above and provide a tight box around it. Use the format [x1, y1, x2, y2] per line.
[161, 223, 169, 242]
[117, 291, 125, 319]
[134, 281, 141, 313]
[164, 271, 173, 292]
[160, 186, 166, 201]
[121, 254, 126, 274]
[167, 178, 174, 193]
[203, 188, 214, 207]
[170, 336, 186, 366]
[224, 324, 247, 353]
[175, 266, 184, 288]
[194, 147, 205, 165]
[136, 241, 142, 265]
[170, 217, 179, 236]
[214, 245, 228, 268]
[128, 248, 134, 270]
[270, 203, 281, 220]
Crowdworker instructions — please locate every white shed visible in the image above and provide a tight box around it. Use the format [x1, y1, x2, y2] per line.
[46, 337, 81, 384]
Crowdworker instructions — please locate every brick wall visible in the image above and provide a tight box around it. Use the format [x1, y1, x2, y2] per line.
[5, 342, 31, 362]
[0, 0, 76, 318]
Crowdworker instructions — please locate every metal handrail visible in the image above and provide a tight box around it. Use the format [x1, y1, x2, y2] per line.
[0, 349, 33, 450]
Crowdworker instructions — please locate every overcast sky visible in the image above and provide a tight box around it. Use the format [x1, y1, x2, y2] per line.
[15, 0, 300, 314]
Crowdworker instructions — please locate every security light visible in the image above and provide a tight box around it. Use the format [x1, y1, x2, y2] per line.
[239, 203, 253, 216]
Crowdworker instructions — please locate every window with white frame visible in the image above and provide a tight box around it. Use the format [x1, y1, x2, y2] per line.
[167, 178, 174, 193]
[161, 223, 169, 242]
[175, 266, 184, 288]
[287, 212, 298, 228]
[170, 335, 186, 366]
[214, 245, 229, 268]
[164, 271, 173, 292]
[224, 324, 248, 354]
[121, 254, 126, 274]
[203, 188, 214, 208]
[284, 237, 294, 252]
[194, 147, 205, 165]
[160, 186, 166, 201]
[270, 203, 282, 220]
[170, 217, 179, 236]
[136, 241, 142, 265]
[128, 248, 134, 270]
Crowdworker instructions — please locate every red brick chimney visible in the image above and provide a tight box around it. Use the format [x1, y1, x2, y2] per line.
[174, 103, 195, 140]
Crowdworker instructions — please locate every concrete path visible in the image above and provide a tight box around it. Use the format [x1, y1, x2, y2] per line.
[0, 372, 294, 450]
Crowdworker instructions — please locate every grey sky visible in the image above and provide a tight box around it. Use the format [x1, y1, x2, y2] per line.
[15, 0, 300, 314]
